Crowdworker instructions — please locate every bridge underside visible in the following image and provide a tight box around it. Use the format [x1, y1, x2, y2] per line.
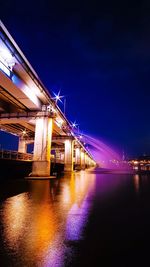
[0, 21, 96, 178]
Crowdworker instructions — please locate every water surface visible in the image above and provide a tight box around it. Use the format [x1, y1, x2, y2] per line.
[0, 170, 150, 266]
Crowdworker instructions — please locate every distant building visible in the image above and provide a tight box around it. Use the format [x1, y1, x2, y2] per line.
[129, 156, 150, 171]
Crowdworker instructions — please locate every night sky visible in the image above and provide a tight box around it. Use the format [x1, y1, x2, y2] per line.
[1, 0, 150, 157]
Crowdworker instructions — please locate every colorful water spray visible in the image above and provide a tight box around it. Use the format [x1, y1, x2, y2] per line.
[76, 133, 130, 170]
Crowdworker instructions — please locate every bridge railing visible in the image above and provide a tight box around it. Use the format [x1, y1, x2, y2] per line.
[0, 149, 33, 161]
[0, 150, 65, 163]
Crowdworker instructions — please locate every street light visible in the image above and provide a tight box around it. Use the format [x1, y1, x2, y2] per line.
[71, 121, 78, 129]
[52, 90, 64, 104]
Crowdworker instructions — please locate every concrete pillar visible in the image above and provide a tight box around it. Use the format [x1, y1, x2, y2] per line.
[89, 159, 93, 167]
[85, 153, 88, 168]
[75, 147, 81, 170]
[60, 152, 64, 163]
[81, 149, 85, 170]
[88, 157, 91, 168]
[55, 149, 60, 162]
[18, 137, 27, 153]
[64, 139, 74, 172]
[86, 156, 90, 168]
[31, 116, 53, 177]
[85, 154, 89, 168]
[55, 149, 64, 163]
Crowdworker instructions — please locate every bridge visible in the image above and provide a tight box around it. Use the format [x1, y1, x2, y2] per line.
[0, 20, 96, 178]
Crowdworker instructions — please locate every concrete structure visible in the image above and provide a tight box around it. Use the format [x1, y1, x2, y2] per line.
[0, 21, 96, 178]
[64, 138, 74, 172]
[75, 146, 81, 170]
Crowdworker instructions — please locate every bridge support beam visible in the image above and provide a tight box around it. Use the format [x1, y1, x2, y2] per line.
[64, 139, 74, 172]
[85, 153, 88, 168]
[89, 158, 93, 167]
[87, 157, 91, 168]
[75, 147, 81, 170]
[81, 149, 85, 170]
[18, 137, 27, 153]
[31, 116, 53, 177]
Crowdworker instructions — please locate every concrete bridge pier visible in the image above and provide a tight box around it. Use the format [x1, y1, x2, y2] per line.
[85, 153, 88, 168]
[87, 156, 91, 168]
[81, 149, 86, 170]
[85, 154, 88, 168]
[18, 137, 27, 153]
[31, 115, 53, 177]
[64, 138, 74, 172]
[75, 147, 81, 170]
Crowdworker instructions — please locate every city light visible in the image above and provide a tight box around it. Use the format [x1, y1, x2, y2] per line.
[52, 90, 64, 104]
[0, 49, 15, 74]
[55, 117, 64, 128]
[0, 49, 13, 63]
[22, 129, 27, 135]
[0, 49, 14, 77]
[0, 61, 10, 76]
[71, 121, 78, 128]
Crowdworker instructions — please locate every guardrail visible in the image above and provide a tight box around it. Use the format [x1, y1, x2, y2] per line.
[0, 150, 65, 163]
[0, 149, 33, 161]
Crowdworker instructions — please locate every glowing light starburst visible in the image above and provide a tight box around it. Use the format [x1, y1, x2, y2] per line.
[71, 121, 78, 128]
[52, 90, 64, 104]
[21, 129, 28, 136]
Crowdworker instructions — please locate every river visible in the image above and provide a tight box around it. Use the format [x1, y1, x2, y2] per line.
[0, 169, 150, 266]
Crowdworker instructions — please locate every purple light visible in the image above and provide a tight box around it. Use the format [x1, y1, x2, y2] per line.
[78, 134, 125, 169]
[65, 200, 90, 241]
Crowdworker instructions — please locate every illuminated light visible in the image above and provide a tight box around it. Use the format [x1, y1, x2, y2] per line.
[65, 201, 89, 241]
[52, 90, 64, 103]
[71, 121, 78, 128]
[53, 108, 56, 113]
[51, 106, 56, 113]
[46, 104, 57, 114]
[79, 135, 83, 139]
[12, 74, 41, 108]
[0, 49, 15, 73]
[2, 193, 29, 250]
[0, 61, 11, 76]
[23, 84, 39, 106]
[2, 171, 96, 266]
[64, 139, 74, 171]
[0, 49, 13, 62]
[81, 150, 85, 167]
[62, 184, 70, 204]
[133, 174, 140, 193]
[134, 161, 138, 165]
[55, 117, 64, 128]
[22, 129, 27, 135]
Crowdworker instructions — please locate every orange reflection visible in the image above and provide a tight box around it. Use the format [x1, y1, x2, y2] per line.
[133, 174, 140, 193]
[61, 171, 95, 210]
[1, 172, 96, 266]
[2, 193, 29, 250]
[22, 181, 58, 260]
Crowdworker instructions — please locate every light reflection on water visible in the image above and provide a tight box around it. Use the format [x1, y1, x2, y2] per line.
[1, 171, 149, 266]
[133, 174, 140, 193]
[0, 171, 96, 267]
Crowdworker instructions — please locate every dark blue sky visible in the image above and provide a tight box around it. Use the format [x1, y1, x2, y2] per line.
[1, 0, 150, 157]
